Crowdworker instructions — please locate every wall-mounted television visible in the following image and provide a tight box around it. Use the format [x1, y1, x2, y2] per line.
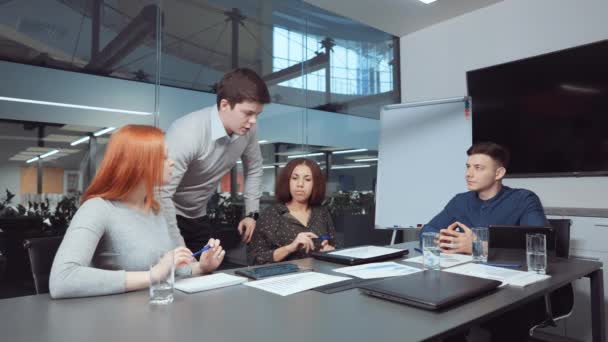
[467, 39, 608, 177]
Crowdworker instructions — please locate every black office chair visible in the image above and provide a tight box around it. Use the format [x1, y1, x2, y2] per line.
[22, 236, 63, 294]
[529, 219, 574, 337]
[488, 220, 574, 338]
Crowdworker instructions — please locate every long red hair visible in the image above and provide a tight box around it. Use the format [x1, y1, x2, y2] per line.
[82, 125, 166, 213]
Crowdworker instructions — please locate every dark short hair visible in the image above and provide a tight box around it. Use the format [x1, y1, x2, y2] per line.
[216, 68, 271, 108]
[467, 142, 510, 169]
[276, 158, 326, 205]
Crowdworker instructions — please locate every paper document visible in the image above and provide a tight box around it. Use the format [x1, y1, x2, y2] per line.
[405, 253, 472, 268]
[329, 246, 403, 259]
[244, 272, 350, 296]
[175, 273, 248, 293]
[445, 263, 550, 287]
[333, 262, 422, 279]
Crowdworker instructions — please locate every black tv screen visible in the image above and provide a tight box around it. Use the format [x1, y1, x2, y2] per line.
[467, 39, 608, 177]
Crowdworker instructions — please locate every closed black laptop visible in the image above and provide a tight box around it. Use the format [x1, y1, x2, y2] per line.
[311, 245, 408, 265]
[359, 270, 501, 310]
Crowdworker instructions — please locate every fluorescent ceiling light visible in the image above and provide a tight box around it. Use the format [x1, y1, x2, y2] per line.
[94, 127, 116, 136]
[355, 158, 378, 162]
[332, 149, 368, 155]
[40, 149, 60, 159]
[70, 136, 90, 146]
[419, 0, 437, 4]
[258, 140, 271, 144]
[332, 164, 371, 170]
[0, 96, 152, 115]
[287, 152, 325, 159]
[25, 149, 60, 163]
[262, 165, 277, 169]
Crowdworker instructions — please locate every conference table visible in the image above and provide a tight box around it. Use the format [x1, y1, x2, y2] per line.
[0, 242, 604, 342]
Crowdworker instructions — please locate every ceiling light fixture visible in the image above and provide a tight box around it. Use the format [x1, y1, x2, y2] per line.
[331, 164, 371, 170]
[419, 0, 437, 4]
[332, 149, 368, 155]
[26, 149, 60, 163]
[94, 127, 116, 136]
[0, 96, 152, 115]
[40, 149, 60, 159]
[287, 152, 325, 159]
[70, 136, 90, 146]
[355, 158, 378, 162]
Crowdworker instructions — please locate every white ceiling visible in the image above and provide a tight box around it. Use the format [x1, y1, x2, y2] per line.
[303, 0, 503, 37]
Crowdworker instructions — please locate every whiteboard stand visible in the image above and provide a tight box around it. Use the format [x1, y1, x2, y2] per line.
[386, 227, 421, 245]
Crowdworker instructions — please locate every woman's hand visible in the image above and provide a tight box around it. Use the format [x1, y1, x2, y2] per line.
[288, 232, 318, 254]
[151, 246, 195, 279]
[319, 240, 335, 252]
[198, 238, 225, 274]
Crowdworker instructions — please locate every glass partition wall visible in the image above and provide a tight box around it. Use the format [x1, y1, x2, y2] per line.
[0, 0, 399, 296]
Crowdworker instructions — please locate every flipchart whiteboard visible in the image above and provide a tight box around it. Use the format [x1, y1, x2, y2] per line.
[374, 97, 472, 229]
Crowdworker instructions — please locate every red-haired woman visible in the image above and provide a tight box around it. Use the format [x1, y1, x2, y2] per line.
[247, 158, 336, 265]
[50, 125, 225, 299]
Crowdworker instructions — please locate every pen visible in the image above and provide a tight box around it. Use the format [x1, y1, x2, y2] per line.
[317, 235, 332, 240]
[486, 263, 521, 268]
[192, 245, 212, 257]
[415, 248, 423, 254]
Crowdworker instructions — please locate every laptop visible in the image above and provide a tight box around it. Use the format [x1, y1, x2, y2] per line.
[311, 245, 408, 265]
[358, 270, 501, 310]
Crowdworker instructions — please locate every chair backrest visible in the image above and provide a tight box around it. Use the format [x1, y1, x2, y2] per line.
[488, 221, 571, 258]
[547, 218, 571, 258]
[23, 236, 63, 294]
[488, 225, 557, 256]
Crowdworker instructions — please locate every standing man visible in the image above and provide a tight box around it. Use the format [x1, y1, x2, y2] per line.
[161, 68, 271, 254]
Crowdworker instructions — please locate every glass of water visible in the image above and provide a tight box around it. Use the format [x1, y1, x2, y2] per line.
[149, 250, 175, 304]
[422, 232, 440, 270]
[526, 233, 547, 274]
[471, 227, 489, 263]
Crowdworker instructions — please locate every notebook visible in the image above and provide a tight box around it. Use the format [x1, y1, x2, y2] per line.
[174, 273, 248, 294]
[311, 245, 408, 265]
[358, 270, 501, 310]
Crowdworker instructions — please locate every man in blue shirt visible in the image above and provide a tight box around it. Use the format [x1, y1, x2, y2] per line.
[421, 142, 547, 254]
[421, 142, 548, 342]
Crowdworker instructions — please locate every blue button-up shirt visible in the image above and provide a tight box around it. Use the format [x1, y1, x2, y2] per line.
[421, 186, 548, 235]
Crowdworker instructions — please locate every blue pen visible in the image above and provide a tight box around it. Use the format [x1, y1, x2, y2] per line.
[317, 235, 332, 240]
[192, 245, 212, 257]
[414, 248, 423, 254]
[486, 263, 521, 268]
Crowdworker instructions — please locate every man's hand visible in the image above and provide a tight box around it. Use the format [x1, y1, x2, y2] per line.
[237, 217, 256, 243]
[439, 221, 473, 254]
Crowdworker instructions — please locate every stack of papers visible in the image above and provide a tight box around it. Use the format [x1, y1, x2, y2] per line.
[244, 272, 350, 296]
[333, 262, 422, 279]
[404, 253, 473, 269]
[175, 273, 248, 293]
[444, 263, 551, 287]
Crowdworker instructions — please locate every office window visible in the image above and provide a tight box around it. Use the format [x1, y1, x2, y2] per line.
[272, 26, 393, 95]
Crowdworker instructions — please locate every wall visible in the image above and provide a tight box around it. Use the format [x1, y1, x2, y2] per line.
[400, 0, 608, 208]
